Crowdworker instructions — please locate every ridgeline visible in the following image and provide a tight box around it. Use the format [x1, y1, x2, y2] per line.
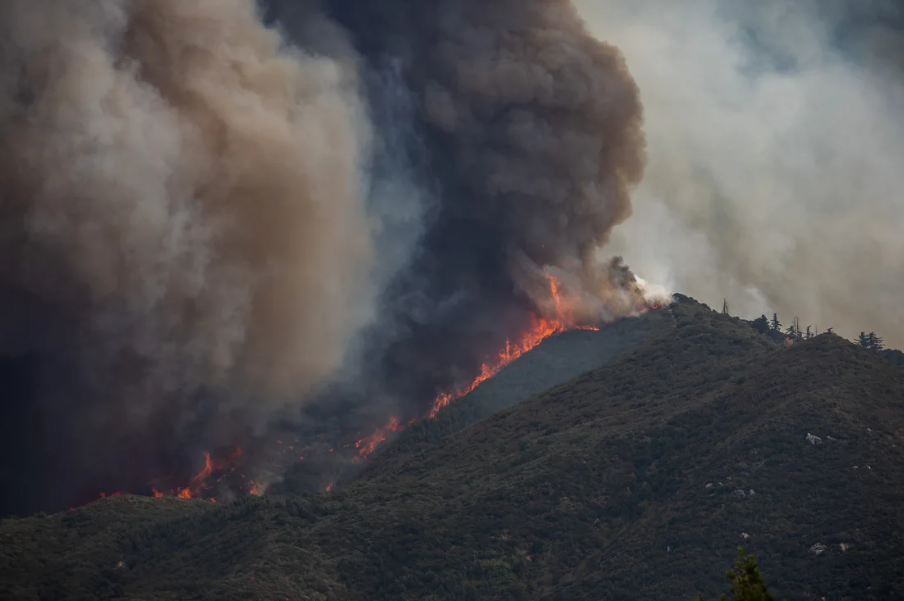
[2, 296, 903, 600]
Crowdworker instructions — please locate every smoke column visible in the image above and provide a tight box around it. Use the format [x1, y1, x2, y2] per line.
[0, 0, 377, 513]
[0, 0, 650, 514]
[317, 0, 648, 406]
[576, 0, 904, 346]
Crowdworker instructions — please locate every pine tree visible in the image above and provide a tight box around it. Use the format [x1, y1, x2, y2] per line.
[868, 332, 884, 351]
[695, 547, 785, 601]
[770, 313, 781, 332]
[805, 326, 812, 340]
[859, 332, 871, 349]
[785, 323, 797, 339]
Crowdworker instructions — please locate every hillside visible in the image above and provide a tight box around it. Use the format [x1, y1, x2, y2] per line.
[278, 309, 673, 493]
[2, 297, 904, 600]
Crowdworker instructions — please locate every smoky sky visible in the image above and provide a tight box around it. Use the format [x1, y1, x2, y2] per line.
[576, 0, 904, 346]
[0, 0, 651, 514]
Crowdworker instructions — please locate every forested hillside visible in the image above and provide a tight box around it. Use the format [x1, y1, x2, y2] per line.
[2, 297, 903, 600]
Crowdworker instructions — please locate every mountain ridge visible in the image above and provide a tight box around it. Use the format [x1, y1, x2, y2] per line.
[2, 296, 903, 600]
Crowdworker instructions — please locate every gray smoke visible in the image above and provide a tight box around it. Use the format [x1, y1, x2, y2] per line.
[577, 0, 904, 345]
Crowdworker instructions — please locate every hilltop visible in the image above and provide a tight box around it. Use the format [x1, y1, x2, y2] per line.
[2, 297, 904, 600]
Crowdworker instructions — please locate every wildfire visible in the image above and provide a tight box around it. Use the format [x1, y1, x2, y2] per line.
[429, 274, 598, 417]
[98, 447, 251, 503]
[346, 272, 612, 463]
[352, 416, 402, 463]
[85, 272, 663, 506]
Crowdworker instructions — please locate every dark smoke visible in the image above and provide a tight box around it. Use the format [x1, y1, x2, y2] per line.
[317, 0, 648, 405]
[0, 0, 650, 515]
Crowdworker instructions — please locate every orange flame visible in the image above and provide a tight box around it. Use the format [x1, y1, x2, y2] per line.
[352, 416, 402, 463]
[346, 273, 609, 462]
[326, 482, 333, 492]
[429, 274, 597, 417]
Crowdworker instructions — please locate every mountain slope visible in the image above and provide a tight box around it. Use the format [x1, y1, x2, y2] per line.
[2, 297, 903, 600]
[337, 309, 672, 486]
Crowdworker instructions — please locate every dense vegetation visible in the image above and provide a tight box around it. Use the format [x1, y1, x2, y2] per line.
[2, 297, 903, 600]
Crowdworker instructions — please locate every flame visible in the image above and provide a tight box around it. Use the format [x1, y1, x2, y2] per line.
[429, 274, 597, 417]
[98, 448, 248, 503]
[346, 272, 614, 463]
[88, 273, 663, 505]
[352, 416, 402, 463]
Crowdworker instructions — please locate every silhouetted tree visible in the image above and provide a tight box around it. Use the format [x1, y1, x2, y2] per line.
[805, 326, 812, 340]
[722, 299, 730, 316]
[859, 332, 871, 349]
[751, 315, 770, 335]
[868, 332, 884, 351]
[785, 323, 797, 339]
[696, 547, 784, 601]
[770, 314, 781, 332]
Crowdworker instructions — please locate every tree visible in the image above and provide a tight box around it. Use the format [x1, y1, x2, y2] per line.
[785, 323, 797, 339]
[868, 332, 884, 351]
[859, 332, 871, 349]
[722, 299, 730, 316]
[751, 315, 770, 335]
[696, 547, 785, 601]
[770, 313, 781, 332]
[805, 326, 812, 340]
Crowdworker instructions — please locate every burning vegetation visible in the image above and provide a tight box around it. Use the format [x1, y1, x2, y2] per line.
[0, 0, 661, 516]
[94, 274, 664, 502]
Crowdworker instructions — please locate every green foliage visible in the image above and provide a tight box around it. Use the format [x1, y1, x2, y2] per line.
[696, 547, 784, 601]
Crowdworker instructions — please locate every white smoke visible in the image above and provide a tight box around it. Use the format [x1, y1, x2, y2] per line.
[577, 0, 904, 345]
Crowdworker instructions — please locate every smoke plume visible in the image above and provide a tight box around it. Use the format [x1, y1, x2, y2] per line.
[0, 0, 649, 514]
[320, 0, 647, 405]
[576, 0, 904, 346]
[0, 0, 376, 512]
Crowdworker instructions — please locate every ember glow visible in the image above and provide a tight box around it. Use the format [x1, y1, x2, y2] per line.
[98, 448, 255, 503]
[352, 416, 402, 463]
[345, 272, 619, 467]
[87, 274, 664, 503]
[430, 274, 599, 418]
